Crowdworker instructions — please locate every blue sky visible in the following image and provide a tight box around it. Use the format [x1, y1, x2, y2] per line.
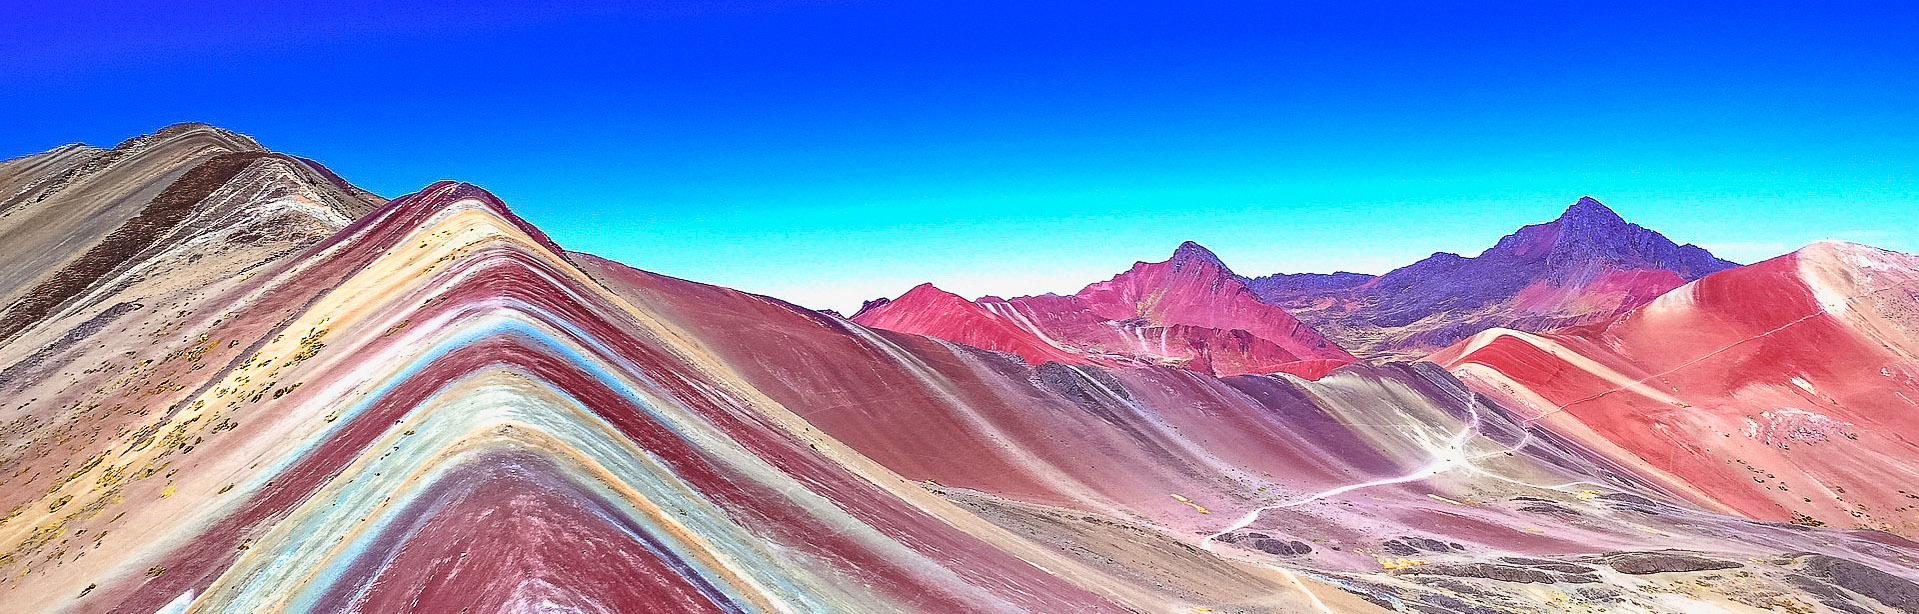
[4, 1, 1915, 312]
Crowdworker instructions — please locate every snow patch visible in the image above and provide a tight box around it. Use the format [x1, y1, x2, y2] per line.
[1743, 408, 1851, 448]
[1847, 247, 1899, 272]
[155, 591, 195, 614]
[1797, 252, 1854, 316]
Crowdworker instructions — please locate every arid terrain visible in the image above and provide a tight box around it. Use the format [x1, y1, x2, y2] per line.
[1, 125, 1916, 614]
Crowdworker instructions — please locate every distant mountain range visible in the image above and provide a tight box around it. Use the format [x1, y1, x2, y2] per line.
[857, 196, 1736, 367]
[851, 240, 1355, 378]
[1254, 196, 1737, 360]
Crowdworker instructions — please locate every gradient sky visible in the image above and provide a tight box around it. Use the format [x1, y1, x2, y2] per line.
[5, 1, 1915, 312]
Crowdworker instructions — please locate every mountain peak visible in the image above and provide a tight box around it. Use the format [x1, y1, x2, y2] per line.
[109, 122, 264, 152]
[1168, 240, 1232, 275]
[1542, 196, 1736, 279]
[849, 282, 955, 319]
[1556, 196, 1627, 228]
[888, 282, 980, 309]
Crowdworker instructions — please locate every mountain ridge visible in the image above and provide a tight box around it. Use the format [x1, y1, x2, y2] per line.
[0, 123, 383, 345]
[853, 241, 1356, 378]
[1432, 238, 1919, 529]
[1255, 197, 1738, 360]
[4, 126, 1919, 614]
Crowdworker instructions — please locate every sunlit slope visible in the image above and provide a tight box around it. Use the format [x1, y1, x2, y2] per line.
[851, 241, 1355, 379]
[0, 125, 1915, 613]
[1, 183, 1205, 613]
[577, 239, 1919, 614]
[1436, 241, 1919, 533]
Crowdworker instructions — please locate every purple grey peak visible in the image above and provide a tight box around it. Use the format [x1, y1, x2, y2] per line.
[1246, 270, 1375, 302]
[1255, 196, 1745, 357]
[1556, 196, 1628, 229]
[1542, 197, 1735, 280]
[1168, 240, 1236, 276]
[850, 296, 892, 319]
[1474, 197, 1734, 281]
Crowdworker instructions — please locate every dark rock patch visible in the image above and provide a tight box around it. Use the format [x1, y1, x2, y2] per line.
[1332, 583, 1401, 611]
[1412, 590, 1512, 614]
[1410, 577, 1495, 597]
[1383, 537, 1465, 556]
[1400, 563, 1553, 584]
[1248, 538, 1312, 556]
[1516, 503, 1579, 516]
[1382, 540, 1419, 556]
[1784, 574, 1873, 614]
[1604, 552, 1743, 575]
[1415, 593, 1510, 614]
[1496, 556, 1558, 566]
[1596, 492, 1671, 514]
[1030, 361, 1160, 442]
[1575, 586, 1625, 602]
[1801, 555, 1919, 613]
[1214, 532, 1312, 556]
[1496, 556, 1595, 574]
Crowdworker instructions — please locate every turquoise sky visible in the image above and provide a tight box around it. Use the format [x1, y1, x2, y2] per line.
[4, 1, 1915, 312]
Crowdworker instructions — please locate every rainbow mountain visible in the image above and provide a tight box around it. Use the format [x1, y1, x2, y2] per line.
[1, 125, 1917, 614]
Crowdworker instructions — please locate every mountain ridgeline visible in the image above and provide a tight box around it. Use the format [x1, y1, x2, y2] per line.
[3, 126, 1919, 614]
[859, 196, 1736, 365]
[1249, 196, 1737, 360]
[850, 239, 1356, 378]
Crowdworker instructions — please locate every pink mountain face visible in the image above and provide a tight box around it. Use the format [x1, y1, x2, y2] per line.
[853, 241, 1355, 378]
[1433, 241, 1919, 531]
[1254, 197, 1736, 361]
[844, 282, 1086, 366]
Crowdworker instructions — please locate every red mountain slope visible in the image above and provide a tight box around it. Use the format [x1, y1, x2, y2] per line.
[1432, 241, 1919, 531]
[852, 241, 1354, 378]
[7, 125, 1919, 614]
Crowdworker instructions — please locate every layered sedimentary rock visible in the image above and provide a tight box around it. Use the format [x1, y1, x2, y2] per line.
[1433, 241, 1919, 533]
[852, 242, 1356, 378]
[0, 176, 1136, 613]
[0, 128, 1915, 614]
[1259, 197, 1736, 360]
[0, 124, 381, 344]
